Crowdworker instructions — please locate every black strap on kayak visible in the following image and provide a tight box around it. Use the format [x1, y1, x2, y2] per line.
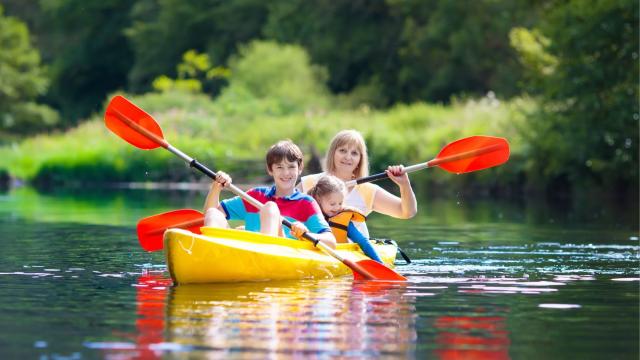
[396, 246, 412, 264]
[377, 239, 412, 264]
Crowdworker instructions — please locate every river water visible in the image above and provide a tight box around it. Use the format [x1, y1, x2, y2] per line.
[0, 186, 637, 359]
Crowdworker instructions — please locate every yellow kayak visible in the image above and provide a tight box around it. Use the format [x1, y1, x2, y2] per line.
[163, 227, 399, 284]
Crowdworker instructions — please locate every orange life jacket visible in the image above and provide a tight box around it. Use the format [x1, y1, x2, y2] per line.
[327, 208, 367, 243]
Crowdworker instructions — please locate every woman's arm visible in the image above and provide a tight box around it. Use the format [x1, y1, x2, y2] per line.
[371, 165, 417, 219]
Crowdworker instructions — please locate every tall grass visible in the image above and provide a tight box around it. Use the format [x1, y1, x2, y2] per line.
[0, 90, 535, 190]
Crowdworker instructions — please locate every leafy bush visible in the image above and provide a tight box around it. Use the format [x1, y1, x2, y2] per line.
[0, 90, 533, 190]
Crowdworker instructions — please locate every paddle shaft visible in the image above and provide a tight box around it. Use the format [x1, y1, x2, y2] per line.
[345, 142, 506, 187]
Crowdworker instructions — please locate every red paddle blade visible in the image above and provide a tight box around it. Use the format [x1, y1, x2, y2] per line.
[104, 95, 165, 150]
[434, 136, 510, 174]
[137, 209, 204, 251]
[352, 259, 407, 281]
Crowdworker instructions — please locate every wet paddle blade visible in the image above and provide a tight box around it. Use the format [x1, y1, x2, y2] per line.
[137, 209, 204, 251]
[352, 259, 408, 281]
[104, 95, 165, 150]
[436, 136, 510, 174]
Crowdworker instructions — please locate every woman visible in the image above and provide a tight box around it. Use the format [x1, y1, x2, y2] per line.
[300, 129, 417, 237]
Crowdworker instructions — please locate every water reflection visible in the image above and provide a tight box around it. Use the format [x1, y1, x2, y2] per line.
[165, 279, 417, 358]
[434, 313, 510, 360]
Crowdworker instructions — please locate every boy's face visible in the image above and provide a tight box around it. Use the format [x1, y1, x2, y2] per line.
[268, 159, 302, 193]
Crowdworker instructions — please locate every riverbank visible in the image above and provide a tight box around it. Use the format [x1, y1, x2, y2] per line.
[0, 91, 636, 198]
[0, 91, 528, 188]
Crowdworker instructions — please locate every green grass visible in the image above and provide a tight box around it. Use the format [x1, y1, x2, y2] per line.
[0, 91, 536, 189]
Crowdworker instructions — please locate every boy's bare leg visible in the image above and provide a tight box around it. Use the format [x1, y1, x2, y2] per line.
[204, 208, 230, 228]
[259, 201, 281, 237]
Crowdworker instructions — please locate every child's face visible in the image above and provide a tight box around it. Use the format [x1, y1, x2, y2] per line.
[268, 159, 302, 193]
[333, 143, 361, 176]
[319, 191, 344, 218]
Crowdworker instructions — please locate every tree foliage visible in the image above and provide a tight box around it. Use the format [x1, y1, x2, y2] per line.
[513, 0, 639, 193]
[38, 0, 135, 123]
[0, 0, 636, 194]
[0, 5, 58, 137]
[216, 41, 330, 116]
[126, 0, 268, 92]
[152, 50, 230, 94]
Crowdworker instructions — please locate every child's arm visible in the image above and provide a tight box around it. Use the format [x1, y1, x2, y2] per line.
[290, 222, 337, 249]
[347, 222, 383, 263]
[203, 171, 232, 212]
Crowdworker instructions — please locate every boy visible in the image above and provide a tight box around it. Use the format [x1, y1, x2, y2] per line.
[203, 140, 337, 249]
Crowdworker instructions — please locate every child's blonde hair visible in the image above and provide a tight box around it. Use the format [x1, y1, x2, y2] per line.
[324, 130, 369, 178]
[308, 175, 346, 202]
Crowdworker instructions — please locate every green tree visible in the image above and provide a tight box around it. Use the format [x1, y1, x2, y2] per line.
[126, 0, 268, 92]
[0, 5, 58, 137]
[514, 0, 638, 194]
[217, 40, 329, 115]
[386, 0, 542, 103]
[152, 49, 230, 94]
[263, 0, 402, 106]
[39, 0, 135, 124]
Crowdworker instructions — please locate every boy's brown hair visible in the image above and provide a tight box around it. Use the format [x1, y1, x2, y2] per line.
[266, 140, 304, 171]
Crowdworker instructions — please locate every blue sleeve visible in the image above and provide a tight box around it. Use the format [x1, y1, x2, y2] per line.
[220, 196, 247, 221]
[304, 213, 332, 234]
[347, 222, 383, 263]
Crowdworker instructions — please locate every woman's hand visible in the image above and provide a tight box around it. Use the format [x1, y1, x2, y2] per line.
[385, 165, 410, 187]
[290, 221, 309, 240]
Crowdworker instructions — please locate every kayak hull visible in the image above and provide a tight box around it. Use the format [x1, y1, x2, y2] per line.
[164, 227, 398, 284]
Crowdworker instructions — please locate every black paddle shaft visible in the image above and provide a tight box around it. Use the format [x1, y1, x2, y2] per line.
[354, 172, 389, 184]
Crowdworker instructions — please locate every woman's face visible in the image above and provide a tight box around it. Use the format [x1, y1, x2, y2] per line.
[333, 143, 361, 177]
[318, 191, 344, 218]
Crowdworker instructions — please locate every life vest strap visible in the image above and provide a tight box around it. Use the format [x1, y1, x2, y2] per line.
[328, 221, 348, 231]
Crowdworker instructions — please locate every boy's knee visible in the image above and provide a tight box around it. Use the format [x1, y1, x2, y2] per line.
[204, 208, 229, 228]
[261, 201, 280, 217]
[259, 201, 281, 236]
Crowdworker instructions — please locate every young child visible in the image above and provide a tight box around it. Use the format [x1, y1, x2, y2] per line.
[204, 140, 336, 249]
[308, 175, 383, 263]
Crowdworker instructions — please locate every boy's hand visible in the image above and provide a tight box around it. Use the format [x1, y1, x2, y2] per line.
[290, 221, 309, 240]
[212, 171, 232, 189]
[386, 165, 410, 186]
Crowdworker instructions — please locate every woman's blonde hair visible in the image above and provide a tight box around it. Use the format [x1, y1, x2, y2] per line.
[308, 175, 346, 202]
[324, 129, 369, 178]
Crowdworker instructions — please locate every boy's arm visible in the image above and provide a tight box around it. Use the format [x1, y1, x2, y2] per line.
[203, 172, 232, 212]
[203, 182, 223, 212]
